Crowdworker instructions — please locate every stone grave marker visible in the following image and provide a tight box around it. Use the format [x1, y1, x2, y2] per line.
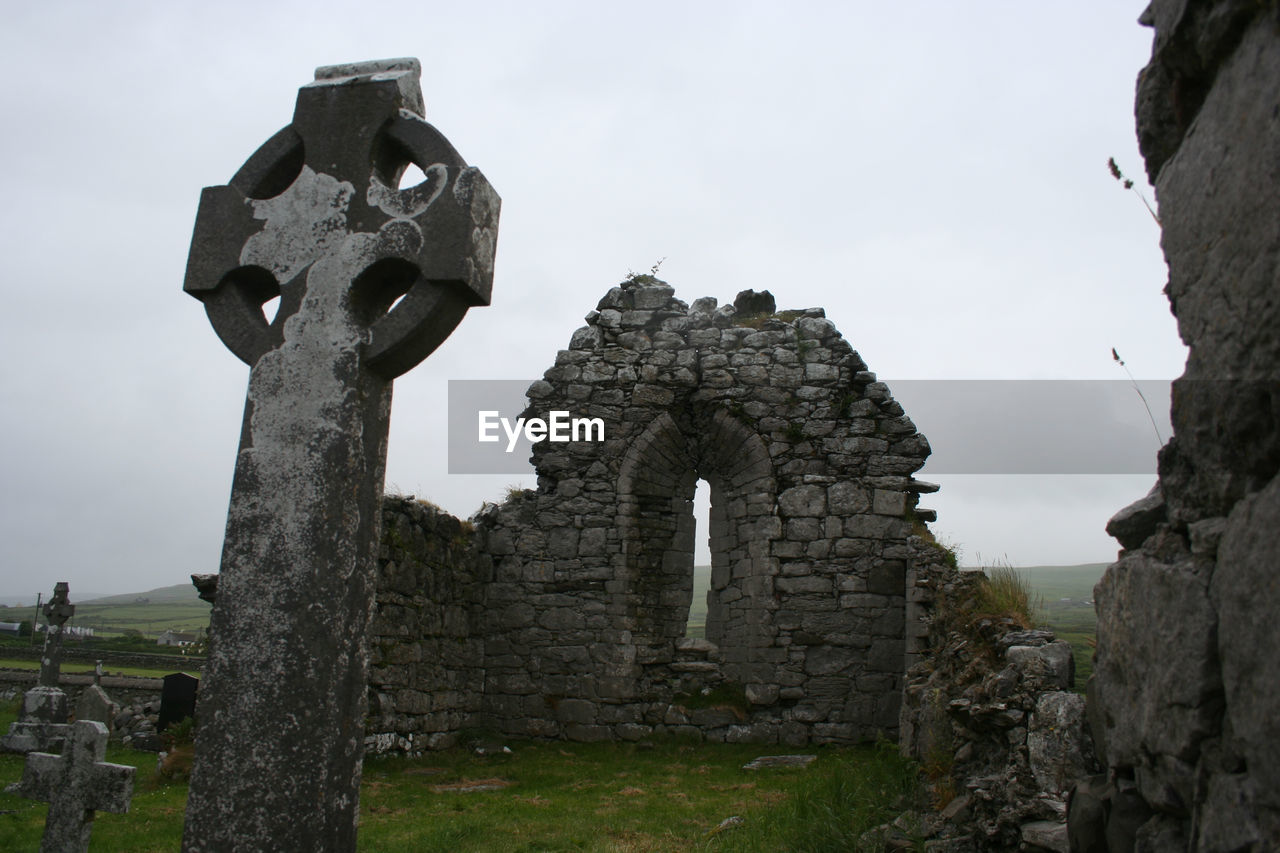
[73, 685, 116, 728]
[73, 660, 115, 727]
[158, 672, 198, 732]
[180, 58, 498, 852]
[2, 582, 75, 753]
[11, 719, 135, 853]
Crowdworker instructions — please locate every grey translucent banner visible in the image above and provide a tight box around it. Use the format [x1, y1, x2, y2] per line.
[447, 379, 1174, 475]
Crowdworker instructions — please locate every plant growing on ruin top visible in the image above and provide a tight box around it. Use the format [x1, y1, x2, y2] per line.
[624, 257, 666, 284]
[1107, 157, 1160, 225]
[973, 559, 1043, 629]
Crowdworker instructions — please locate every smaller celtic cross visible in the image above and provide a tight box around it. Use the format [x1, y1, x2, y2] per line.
[14, 720, 135, 853]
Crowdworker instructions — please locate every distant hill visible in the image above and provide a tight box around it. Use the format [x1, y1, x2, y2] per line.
[0, 582, 210, 638]
[1014, 562, 1109, 601]
[79, 583, 202, 605]
[0, 594, 109, 608]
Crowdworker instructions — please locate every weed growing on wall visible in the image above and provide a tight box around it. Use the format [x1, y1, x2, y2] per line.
[974, 559, 1043, 629]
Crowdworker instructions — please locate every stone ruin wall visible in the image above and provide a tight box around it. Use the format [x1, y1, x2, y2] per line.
[1085, 3, 1280, 850]
[366, 498, 486, 754]
[366, 280, 939, 752]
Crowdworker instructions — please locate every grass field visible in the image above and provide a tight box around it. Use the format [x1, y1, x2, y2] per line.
[0, 700, 917, 852]
[0, 659, 193, 678]
[1013, 563, 1106, 688]
[0, 584, 211, 639]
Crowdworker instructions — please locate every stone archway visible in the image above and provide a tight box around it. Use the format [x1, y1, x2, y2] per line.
[617, 407, 776, 678]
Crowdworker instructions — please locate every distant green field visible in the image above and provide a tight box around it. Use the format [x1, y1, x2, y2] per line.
[0, 583, 211, 639]
[1015, 562, 1107, 688]
[687, 565, 712, 638]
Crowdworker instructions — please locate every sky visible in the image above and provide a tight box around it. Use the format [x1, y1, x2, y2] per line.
[0, 1, 1183, 599]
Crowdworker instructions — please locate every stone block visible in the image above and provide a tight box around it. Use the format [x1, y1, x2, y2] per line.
[784, 517, 822, 541]
[866, 638, 902, 673]
[811, 723, 855, 743]
[564, 724, 612, 742]
[1027, 692, 1092, 794]
[615, 723, 653, 741]
[556, 698, 597, 725]
[779, 485, 826, 517]
[872, 489, 906, 516]
[1008, 641, 1074, 691]
[1021, 821, 1068, 853]
[776, 576, 831, 595]
[771, 540, 805, 558]
[632, 284, 674, 309]
[1092, 542, 1220, 769]
[868, 561, 905, 596]
[537, 608, 585, 632]
[803, 646, 853, 676]
[547, 528, 580, 559]
[844, 514, 898, 539]
[803, 363, 840, 383]
[689, 708, 742, 728]
[725, 724, 777, 744]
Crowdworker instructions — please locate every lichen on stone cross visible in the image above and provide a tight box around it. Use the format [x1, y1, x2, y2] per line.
[179, 57, 498, 853]
[13, 720, 134, 853]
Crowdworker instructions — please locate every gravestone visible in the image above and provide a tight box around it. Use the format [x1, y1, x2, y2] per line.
[157, 672, 198, 732]
[2, 582, 75, 753]
[180, 58, 498, 852]
[11, 720, 134, 853]
[74, 685, 116, 728]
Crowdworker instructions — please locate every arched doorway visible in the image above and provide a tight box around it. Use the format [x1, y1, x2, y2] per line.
[617, 407, 777, 680]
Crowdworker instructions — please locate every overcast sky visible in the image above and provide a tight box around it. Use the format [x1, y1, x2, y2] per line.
[0, 1, 1182, 599]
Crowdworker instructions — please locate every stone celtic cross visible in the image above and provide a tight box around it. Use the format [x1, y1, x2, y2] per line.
[2, 582, 74, 754]
[14, 720, 135, 853]
[180, 58, 498, 852]
[39, 581, 74, 688]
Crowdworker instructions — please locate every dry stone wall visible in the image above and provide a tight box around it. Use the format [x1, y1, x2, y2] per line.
[897, 544, 1098, 852]
[365, 498, 486, 755]
[365, 280, 939, 751]
[1085, 4, 1280, 850]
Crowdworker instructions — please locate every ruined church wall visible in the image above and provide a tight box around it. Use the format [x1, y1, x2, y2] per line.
[471, 280, 934, 746]
[363, 283, 937, 751]
[1088, 4, 1280, 849]
[365, 497, 486, 754]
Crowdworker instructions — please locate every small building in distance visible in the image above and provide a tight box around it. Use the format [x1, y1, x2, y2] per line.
[156, 630, 198, 647]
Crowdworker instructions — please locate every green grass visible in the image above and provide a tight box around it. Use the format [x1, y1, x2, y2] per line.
[0, 699, 918, 852]
[1017, 563, 1106, 689]
[0, 659, 194, 678]
[0, 584, 211, 640]
[711, 743, 919, 852]
[686, 565, 712, 638]
[0, 699, 187, 852]
[973, 561, 1042, 628]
